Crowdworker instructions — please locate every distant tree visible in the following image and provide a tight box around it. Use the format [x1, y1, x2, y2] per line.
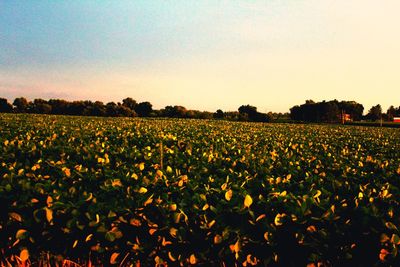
[238, 105, 258, 117]
[238, 105, 271, 122]
[303, 101, 319, 122]
[48, 99, 69, 115]
[254, 112, 272, 122]
[387, 106, 395, 121]
[135, 102, 153, 117]
[78, 101, 106, 116]
[13, 97, 29, 113]
[290, 100, 363, 123]
[122, 97, 137, 111]
[238, 105, 257, 121]
[395, 106, 400, 117]
[321, 101, 340, 122]
[175, 106, 187, 118]
[271, 112, 290, 122]
[162, 105, 187, 118]
[92, 101, 107, 116]
[162, 106, 173, 117]
[386, 106, 400, 121]
[290, 105, 302, 121]
[185, 110, 195, 118]
[338, 101, 364, 121]
[0, 98, 13, 113]
[32, 99, 52, 114]
[198, 111, 213, 119]
[238, 112, 249, 121]
[149, 109, 161, 117]
[117, 104, 136, 117]
[290, 100, 318, 122]
[214, 109, 224, 119]
[79, 101, 93, 116]
[223, 111, 240, 121]
[105, 102, 119, 116]
[68, 101, 86, 115]
[366, 104, 382, 121]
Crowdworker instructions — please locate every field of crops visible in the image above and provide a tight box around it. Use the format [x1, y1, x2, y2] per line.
[1, 114, 400, 266]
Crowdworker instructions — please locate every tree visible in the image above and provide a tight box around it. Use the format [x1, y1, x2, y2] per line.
[320, 101, 340, 122]
[122, 97, 137, 111]
[338, 101, 364, 121]
[174, 106, 187, 118]
[0, 98, 13, 113]
[105, 102, 118, 116]
[92, 101, 107, 116]
[238, 105, 257, 117]
[366, 104, 382, 121]
[224, 111, 240, 121]
[117, 104, 136, 117]
[13, 97, 29, 113]
[67, 101, 86, 115]
[290, 105, 302, 121]
[386, 106, 400, 121]
[238, 105, 257, 121]
[48, 99, 69, 115]
[198, 111, 213, 119]
[214, 109, 224, 119]
[32, 99, 52, 114]
[238, 105, 271, 122]
[290, 100, 364, 123]
[162, 105, 187, 118]
[135, 102, 153, 117]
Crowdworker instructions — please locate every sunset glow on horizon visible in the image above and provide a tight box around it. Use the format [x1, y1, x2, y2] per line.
[1, 0, 400, 113]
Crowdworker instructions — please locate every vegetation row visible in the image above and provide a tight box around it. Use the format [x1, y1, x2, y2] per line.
[1, 97, 399, 124]
[0, 114, 399, 266]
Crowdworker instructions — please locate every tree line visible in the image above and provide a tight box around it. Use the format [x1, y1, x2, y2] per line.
[0, 96, 398, 123]
[290, 100, 400, 123]
[0, 97, 287, 122]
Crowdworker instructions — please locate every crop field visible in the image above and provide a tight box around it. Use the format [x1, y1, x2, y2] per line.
[1, 114, 400, 266]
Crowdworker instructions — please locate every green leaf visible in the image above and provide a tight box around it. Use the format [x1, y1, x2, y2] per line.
[105, 232, 116, 242]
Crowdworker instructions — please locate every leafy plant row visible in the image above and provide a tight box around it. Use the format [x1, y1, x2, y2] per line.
[0, 114, 400, 266]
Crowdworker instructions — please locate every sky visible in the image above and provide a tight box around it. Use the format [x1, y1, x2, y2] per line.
[1, 0, 400, 113]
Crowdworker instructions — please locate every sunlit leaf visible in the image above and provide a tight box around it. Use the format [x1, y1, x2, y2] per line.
[45, 208, 53, 224]
[9, 212, 22, 222]
[46, 196, 53, 207]
[85, 234, 93, 242]
[15, 229, 27, 240]
[139, 162, 145, 171]
[189, 254, 197, 264]
[20, 249, 29, 262]
[138, 187, 147, 194]
[63, 168, 71, 177]
[110, 252, 119, 264]
[274, 213, 285, 226]
[168, 252, 177, 262]
[379, 249, 389, 261]
[225, 190, 233, 201]
[307, 225, 317, 233]
[214, 234, 222, 244]
[244, 194, 253, 208]
[313, 190, 321, 199]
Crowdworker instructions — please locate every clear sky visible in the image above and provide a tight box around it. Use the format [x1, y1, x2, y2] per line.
[1, 1, 399, 113]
